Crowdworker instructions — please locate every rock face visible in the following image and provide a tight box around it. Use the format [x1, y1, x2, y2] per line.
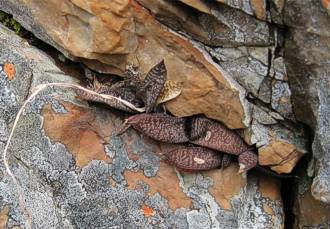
[0, 25, 284, 228]
[283, 0, 330, 203]
[293, 168, 330, 228]
[0, 0, 312, 176]
[1, 0, 251, 129]
[0, 0, 329, 227]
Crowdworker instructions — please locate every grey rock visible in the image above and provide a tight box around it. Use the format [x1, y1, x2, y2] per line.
[208, 47, 268, 97]
[247, 118, 308, 152]
[271, 80, 294, 120]
[204, 3, 272, 47]
[0, 0, 69, 57]
[137, 0, 273, 47]
[215, 0, 255, 18]
[252, 106, 277, 125]
[258, 77, 272, 104]
[271, 57, 287, 81]
[269, 0, 285, 24]
[232, 176, 284, 229]
[283, 0, 330, 203]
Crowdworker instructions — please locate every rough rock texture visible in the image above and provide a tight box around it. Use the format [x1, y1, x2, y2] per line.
[1, 0, 330, 226]
[245, 120, 308, 174]
[283, 0, 330, 203]
[137, 0, 272, 47]
[216, 0, 267, 20]
[0, 25, 285, 228]
[0, 0, 312, 175]
[293, 169, 330, 228]
[0, 0, 252, 129]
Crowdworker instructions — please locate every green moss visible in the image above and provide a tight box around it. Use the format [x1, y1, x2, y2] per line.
[0, 10, 22, 34]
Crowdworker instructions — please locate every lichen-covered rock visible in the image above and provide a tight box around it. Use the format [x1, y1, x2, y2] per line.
[137, 0, 272, 47]
[0, 0, 311, 175]
[181, 0, 269, 22]
[283, 0, 330, 203]
[208, 45, 308, 174]
[0, 0, 253, 129]
[207, 46, 269, 97]
[215, 0, 267, 21]
[2, 0, 330, 225]
[0, 24, 286, 228]
[242, 119, 308, 174]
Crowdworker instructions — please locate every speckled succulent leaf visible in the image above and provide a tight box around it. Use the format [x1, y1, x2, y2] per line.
[164, 147, 224, 171]
[190, 116, 250, 155]
[156, 80, 183, 104]
[185, 115, 210, 141]
[126, 113, 189, 143]
[139, 60, 167, 112]
[238, 150, 258, 173]
[125, 65, 142, 87]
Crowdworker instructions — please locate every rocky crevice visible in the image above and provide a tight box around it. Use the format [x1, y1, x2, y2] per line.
[0, 0, 329, 228]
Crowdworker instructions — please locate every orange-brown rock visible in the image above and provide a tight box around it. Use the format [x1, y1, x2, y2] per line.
[242, 118, 308, 174]
[130, 1, 249, 129]
[259, 140, 305, 174]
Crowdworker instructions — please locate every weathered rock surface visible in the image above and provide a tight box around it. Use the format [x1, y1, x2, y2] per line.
[0, 0, 310, 175]
[1, 0, 330, 226]
[215, 0, 267, 21]
[283, 0, 330, 203]
[0, 0, 253, 129]
[138, 0, 272, 47]
[0, 25, 285, 228]
[242, 118, 308, 174]
[208, 44, 307, 174]
[293, 169, 330, 228]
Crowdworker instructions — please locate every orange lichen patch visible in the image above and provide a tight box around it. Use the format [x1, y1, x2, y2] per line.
[141, 204, 155, 217]
[0, 206, 9, 228]
[322, 0, 330, 9]
[203, 164, 246, 210]
[259, 176, 281, 200]
[3, 63, 16, 80]
[124, 162, 192, 210]
[42, 102, 113, 167]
